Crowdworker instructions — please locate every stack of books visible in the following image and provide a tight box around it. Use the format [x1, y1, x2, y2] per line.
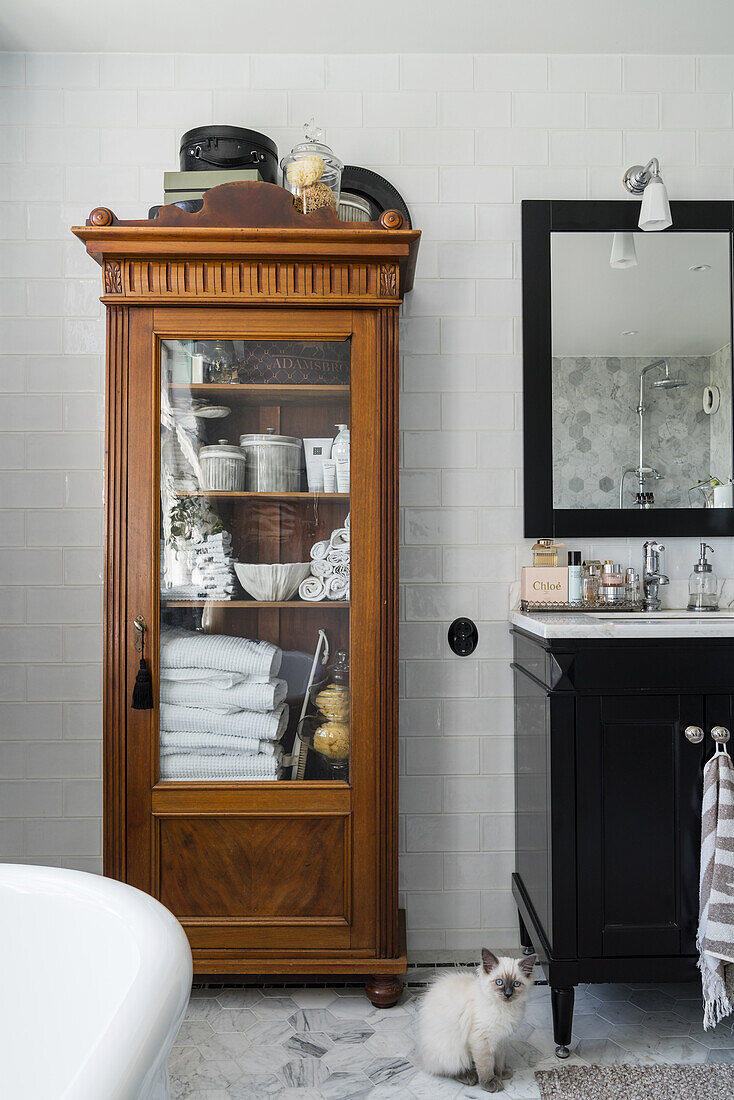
[163, 169, 263, 205]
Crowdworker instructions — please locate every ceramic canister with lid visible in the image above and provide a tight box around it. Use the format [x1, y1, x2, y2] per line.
[239, 429, 302, 492]
[198, 439, 247, 491]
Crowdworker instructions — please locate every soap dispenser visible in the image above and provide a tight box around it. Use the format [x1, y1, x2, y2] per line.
[687, 543, 719, 612]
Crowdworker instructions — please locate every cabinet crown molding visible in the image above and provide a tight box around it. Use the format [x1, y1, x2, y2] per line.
[72, 181, 420, 300]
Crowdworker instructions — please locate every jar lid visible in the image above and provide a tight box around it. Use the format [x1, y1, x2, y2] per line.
[199, 439, 246, 459]
[240, 432, 301, 448]
[281, 119, 343, 171]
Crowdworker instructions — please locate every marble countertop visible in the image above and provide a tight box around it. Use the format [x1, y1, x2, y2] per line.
[510, 608, 734, 640]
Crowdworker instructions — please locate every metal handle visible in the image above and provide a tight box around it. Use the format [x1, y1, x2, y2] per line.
[684, 725, 704, 744]
[133, 615, 147, 654]
[711, 726, 731, 745]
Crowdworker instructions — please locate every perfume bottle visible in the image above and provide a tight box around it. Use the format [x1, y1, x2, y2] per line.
[531, 538, 565, 567]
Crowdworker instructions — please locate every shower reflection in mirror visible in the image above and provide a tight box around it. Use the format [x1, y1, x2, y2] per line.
[551, 231, 733, 510]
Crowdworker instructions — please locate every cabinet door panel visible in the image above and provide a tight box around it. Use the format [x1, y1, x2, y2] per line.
[577, 694, 704, 958]
[157, 813, 348, 919]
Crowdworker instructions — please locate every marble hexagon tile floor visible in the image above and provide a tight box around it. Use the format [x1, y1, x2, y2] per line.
[169, 972, 734, 1099]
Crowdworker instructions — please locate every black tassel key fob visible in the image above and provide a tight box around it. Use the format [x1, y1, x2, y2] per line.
[132, 615, 154, 710]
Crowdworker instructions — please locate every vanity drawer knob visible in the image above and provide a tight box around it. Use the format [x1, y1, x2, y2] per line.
[711, 726, 731, 745]
[684, 725, 704, 744]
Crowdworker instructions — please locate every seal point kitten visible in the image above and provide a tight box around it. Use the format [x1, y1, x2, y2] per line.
[417, 948, 537, 1092]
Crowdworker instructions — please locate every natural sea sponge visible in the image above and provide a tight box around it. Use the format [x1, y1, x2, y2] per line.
[286, 154, 325, 189]
[293, 182, 337, 214]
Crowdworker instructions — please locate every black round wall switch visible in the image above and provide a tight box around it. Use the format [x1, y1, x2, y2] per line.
[448, 617, 478, 657]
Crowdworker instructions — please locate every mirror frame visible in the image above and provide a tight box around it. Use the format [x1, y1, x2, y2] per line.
[522, 199, 734, 537]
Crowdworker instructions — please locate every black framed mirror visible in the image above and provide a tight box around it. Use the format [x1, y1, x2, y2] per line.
[522, 200, 734, 537]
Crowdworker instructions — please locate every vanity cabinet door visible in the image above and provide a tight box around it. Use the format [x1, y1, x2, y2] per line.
[576, 694, 705, 959]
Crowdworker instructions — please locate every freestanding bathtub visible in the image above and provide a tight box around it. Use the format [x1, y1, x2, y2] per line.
[1, 863, 193, 1100]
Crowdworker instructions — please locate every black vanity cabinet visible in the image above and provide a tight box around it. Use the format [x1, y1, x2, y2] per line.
[511, 625, 734, 1055]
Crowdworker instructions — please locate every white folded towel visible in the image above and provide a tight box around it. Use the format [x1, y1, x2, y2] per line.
[326, 548, 349, 567]
[160, 729, 281, 757]
[160, 677, 287, 713]
[160, 752, 282, 780]
[309, 540, 330, 561]
[299, 576, 326, 602]
[326, 574, 349, 601]
[160, 668, 264, 687]
[345, 513, 350, 529]
[329, 527, 350, 550]
[159, 701, 288, 741]
[160, 627, 282, 677]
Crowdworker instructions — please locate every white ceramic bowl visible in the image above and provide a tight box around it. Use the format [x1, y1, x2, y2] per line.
[234, 562, 311, 602]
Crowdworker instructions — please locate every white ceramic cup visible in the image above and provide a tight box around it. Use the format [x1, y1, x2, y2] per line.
[322, 459, 337, 493]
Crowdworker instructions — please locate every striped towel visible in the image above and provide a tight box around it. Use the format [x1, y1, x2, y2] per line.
[159, 702, 288, 742]
[160, 677, 287, 713]
[697, 745, 734, 1029]
[159, 730, 281, 757]
[160, 627, 282, 678]
[160, 752, 282, 780]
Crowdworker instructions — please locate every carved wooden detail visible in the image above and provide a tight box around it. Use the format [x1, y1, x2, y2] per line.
[104, 260, 122, 294]
[379, 264, 398, 298]
[90, 206, 114, 226]
[379, 209, 404, 230]
[99, 258, 399, 301]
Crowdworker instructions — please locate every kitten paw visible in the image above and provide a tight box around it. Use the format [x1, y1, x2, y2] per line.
[480, 1075, 504, 1093]
[457, 1069, 479, 1086]
[500, 1067, 513, 1079]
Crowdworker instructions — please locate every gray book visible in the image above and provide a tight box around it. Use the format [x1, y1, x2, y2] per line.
[163, 169, 262, 189]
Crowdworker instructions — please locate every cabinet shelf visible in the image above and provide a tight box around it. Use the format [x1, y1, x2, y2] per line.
[161, 599, 350, 609]
[170, 383, 349, 406]
[174, 490, 349, 501]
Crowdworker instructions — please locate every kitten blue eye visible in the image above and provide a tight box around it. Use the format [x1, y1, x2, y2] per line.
[495, 979, 503, 986]
[513, 981, 522, 987]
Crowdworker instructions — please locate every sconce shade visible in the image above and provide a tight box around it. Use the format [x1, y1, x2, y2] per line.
[609, 231, 638, 268]
[638, 175, 672, 232]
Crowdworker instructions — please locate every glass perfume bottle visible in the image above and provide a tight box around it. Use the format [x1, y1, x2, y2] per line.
[687, 542, 719, 611]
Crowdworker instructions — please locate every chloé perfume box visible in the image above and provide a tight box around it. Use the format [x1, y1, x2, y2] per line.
[521, 566, 568, 603]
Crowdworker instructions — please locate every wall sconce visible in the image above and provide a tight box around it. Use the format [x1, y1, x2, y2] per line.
[623, 157, 672, 232]
[609, 231, 638, 268]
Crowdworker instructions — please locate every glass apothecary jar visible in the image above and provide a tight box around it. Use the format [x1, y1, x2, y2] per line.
[281, 120, 343, 214]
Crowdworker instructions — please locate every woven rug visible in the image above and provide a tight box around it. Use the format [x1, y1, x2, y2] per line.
[535, 1064, 734, 1099]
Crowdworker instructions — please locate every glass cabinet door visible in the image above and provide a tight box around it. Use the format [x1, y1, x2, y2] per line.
[158, 337, 352, 782]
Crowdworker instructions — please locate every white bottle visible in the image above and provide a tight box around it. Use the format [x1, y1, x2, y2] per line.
[332, 424, 350, 493]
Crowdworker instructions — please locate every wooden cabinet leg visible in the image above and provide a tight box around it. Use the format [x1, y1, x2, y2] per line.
[365, 974, 403, 1008]
[551, 986, 575, 1059]
[518, 910, 534, 955]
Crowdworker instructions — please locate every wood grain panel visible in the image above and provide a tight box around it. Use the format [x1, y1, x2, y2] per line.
[157, 814, 347, 919]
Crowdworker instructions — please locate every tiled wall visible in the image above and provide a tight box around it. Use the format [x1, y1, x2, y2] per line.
[3, 50, 734, 955]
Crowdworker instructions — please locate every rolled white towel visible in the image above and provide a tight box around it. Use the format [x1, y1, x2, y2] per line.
[329, 527, 350, 551]
[299, 576, 327, 602]
[161, 626, 282, 677]
[309, 540, 330, 561]
[344, 513, 350, 529]
[330, 560, 349, 578]
[326, 573, 349, 601]
[310, 557, 332, 579]
[160, 701, 288, 741]
[160, 752, 282, 780]
[326, 548, 349, 567]
[160, 676, 287, 714]
[160, 729, 281, 757]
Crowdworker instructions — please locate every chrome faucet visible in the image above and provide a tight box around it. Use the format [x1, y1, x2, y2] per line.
[642, 540, 669, 611]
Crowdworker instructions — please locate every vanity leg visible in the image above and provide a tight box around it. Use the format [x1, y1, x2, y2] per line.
[365, 974, 403, 1008]
[551, 986, 575, 1059]
[518, 910, 534, 955]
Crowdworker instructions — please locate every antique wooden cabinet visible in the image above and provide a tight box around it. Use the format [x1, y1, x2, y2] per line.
[73, 183, 420, 1003]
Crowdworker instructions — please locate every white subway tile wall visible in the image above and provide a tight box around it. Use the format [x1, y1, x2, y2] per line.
[2, 50, 734, 953]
